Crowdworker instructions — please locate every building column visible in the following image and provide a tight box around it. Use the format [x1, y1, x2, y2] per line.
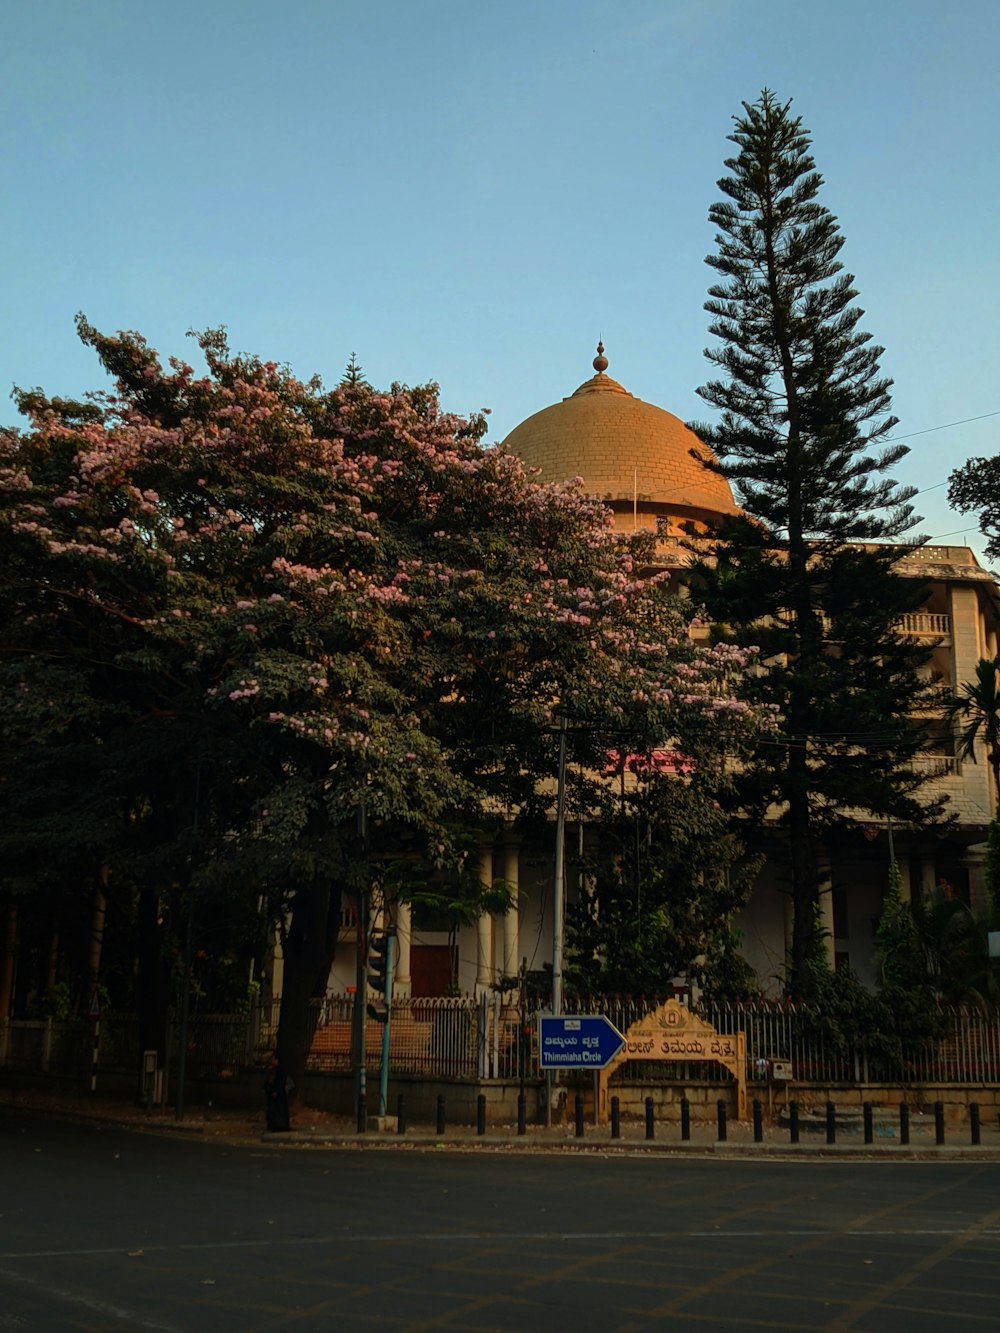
[966, 845, 989, 915]
[394, 899, 412, 998]
[502, 842, 520, 980]
[0, 905, 16, 1030]
[897, 856, 913, 904]
[818, 864, 836, 969]
[476, 848, 494, 995]
[919, 854, 937, 901]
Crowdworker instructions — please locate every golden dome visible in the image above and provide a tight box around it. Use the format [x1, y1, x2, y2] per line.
[502, 348, 737, 522]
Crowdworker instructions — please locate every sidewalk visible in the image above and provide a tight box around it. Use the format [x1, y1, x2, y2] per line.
[4, 1085, 1000, 1159]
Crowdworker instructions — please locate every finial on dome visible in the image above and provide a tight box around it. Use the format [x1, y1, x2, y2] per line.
[593, 340, 608, 374]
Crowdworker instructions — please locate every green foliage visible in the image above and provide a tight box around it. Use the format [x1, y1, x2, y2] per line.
[567, 758, 763, 997]
[876, 863, 923, 990]
[1, 318, 764, 1076]
[985, 821, 1000, 912]
[945, 657, 1000, 812]
[695, 924, 761, 1003]
[911, 887, 999, 1011]
[875, 862, 942, 1044]
[949, 455, 1000, 563]
[795, 961, 893, 1062]
[692, 90, 940, 993]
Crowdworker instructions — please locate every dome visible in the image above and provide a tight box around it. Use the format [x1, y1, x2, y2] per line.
[502, 346, 737, 523]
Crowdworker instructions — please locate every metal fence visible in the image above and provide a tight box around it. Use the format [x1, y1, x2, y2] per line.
[563, 995, 1000, 1086]
[6, 997, 1000, 1087]
[0, 1010, 263, 1084]
[310, 994, 510, 1080]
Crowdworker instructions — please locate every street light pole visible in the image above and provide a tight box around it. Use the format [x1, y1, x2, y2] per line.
[552, 715, 568, 1018]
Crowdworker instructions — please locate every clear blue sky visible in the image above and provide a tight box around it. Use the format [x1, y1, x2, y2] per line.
[3, 0, 998, 555]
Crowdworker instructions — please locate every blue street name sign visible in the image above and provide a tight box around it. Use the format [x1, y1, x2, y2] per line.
[539, 1015, 626, 1070]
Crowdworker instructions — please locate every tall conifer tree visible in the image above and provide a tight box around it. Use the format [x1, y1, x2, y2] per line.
[693, 90, 940, 992]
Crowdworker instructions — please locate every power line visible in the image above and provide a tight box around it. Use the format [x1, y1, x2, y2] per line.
[888, 410, 1000, 443]
[925, 525, 980, 541]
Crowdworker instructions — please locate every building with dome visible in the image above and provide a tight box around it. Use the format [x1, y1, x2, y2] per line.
[498, 347, 1000, 993]
[503, 342, 739, 545]
[316, 347, 1000, 1003]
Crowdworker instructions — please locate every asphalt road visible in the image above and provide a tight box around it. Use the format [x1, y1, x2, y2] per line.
[2, 1110, 1000, 1332]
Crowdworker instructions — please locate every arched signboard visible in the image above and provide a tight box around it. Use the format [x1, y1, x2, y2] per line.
[597, 998, 746, 1121]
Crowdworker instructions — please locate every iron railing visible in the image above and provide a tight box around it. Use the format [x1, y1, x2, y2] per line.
[6, 997, 1000, 1087]
[563, 995, 1000, 1086]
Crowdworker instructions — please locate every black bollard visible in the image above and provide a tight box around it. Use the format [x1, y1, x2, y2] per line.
[645, 1096, 655, 1141]
[900, 1101, 910, 1145]
[826, 1100, 836, 1145]
[935, 1101, 945, 1145]
[789, 1100, 799, 1145]
[611, 1096, 621, 1139]
[357, 1093, 366, 1135]
[476, 1093, 486, 1137]
[396, 1093, 406, 1135]
[863, 1101, 873, 1145]
[717, 1098, 727, 1142]
[971, 1102, 981, 1146]
[517, 1092, 526, 1136]
[680, 1097, 691, 1142]
[436, 1092, 446, 1136]
[753, 1098, 763, 1143]
[575, 1093, 585, 1138]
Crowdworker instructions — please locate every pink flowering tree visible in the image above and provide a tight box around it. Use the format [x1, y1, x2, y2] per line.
[1, 319, 765, 1093]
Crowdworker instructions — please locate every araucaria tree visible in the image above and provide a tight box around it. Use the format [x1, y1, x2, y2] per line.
[1, 319, 763, 1095]
[693, 90, 940, 993]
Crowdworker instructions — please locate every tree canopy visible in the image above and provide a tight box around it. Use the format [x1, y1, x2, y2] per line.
[692, 91, 940, 993]
[949, 457, 1000, 563]
[1, 318, 764, 1089]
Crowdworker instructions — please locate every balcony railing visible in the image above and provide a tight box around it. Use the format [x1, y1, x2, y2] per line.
[898, 612, 951, 637]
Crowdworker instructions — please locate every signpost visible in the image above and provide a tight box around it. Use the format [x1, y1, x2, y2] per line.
[539, 1015, 625, 1070]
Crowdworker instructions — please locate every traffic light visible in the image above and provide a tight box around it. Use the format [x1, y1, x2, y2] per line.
[366, 926, 396, 1024]
[368, 932, 389, 992]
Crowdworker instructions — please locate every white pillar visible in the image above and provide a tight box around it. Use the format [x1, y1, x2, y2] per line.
[394, 899, 412, 997]
[502, 843, 520, 979]
[967, 847, 988, 915]
[897, 857, 912, 904]
[818, 874, 836, 969]
[476, 848, 494, 994]
[920, 854, 937, 901]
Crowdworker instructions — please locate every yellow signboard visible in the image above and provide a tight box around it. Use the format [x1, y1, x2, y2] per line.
[597, 998, 746, 1120]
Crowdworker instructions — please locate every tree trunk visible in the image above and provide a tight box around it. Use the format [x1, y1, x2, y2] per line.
[275, 877, 343, 1102]
[0, 905, 16, 1026]
[88, 870, 108, 986]
[135, 887, 168, 1064]
[787, 771, 819, 994]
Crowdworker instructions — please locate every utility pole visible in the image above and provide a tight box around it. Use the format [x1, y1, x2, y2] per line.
[547, 717, 568, 1129]
[552, 715, 568, 1018]
[175, 755, 202, 1122]
[353, 886, 368, 1129]
[352, 799, 369, 1131]
[367, 925, 396, 1117]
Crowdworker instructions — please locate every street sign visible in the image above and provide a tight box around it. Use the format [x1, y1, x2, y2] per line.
[539, 1015, 626, 1070]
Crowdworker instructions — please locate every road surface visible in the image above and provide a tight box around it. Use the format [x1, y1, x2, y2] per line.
[2, 1108, 999, 1330]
